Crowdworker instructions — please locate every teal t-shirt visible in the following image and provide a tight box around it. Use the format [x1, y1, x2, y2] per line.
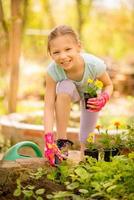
[47, 53, 106, 97]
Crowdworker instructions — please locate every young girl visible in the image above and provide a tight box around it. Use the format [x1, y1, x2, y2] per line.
[44, 25, 113, 165]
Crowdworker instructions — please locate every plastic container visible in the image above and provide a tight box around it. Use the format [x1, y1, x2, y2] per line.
[3, 141, 42, 161]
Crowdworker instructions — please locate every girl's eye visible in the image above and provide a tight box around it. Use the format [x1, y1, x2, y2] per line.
[66, 48, 71, 51]
[53, 51, 59, 55]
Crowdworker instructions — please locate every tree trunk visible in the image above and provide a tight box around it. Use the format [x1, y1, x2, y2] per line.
[76, 0, 83, 39]
[75, 0, 93, 39]
[0, 0, 8, 72]
[43, 0, 56, 28]
[8, 0, 23, 113]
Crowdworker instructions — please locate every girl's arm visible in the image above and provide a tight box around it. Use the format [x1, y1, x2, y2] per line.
[44, 73, 57, 133]
[44, 74, 63, 166]
[98, 71, 113, 96]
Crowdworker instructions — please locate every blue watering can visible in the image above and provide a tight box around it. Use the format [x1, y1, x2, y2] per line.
[3, 141, 43, 161]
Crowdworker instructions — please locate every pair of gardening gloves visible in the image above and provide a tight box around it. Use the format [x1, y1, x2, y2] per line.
[44, 132, 73, 166]
[87, 92, 110, 112]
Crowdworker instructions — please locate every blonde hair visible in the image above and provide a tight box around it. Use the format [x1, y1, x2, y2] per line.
[47, 25, 80, 53]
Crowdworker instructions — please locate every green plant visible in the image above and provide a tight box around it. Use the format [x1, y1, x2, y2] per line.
[86, 133, 100, 150]
[112, 123, 134, 154]
[112, 132, 126, 150]
[97, 130, 115, 150]
[125, 123, 134, 151]
[30, 167, 47, 180]
[13, 168, 48, 200]
[86, 142, 99, 151]
[13, 178, 45, 200]
[46, 154, 134, 200]
[84, 78, 103, 97]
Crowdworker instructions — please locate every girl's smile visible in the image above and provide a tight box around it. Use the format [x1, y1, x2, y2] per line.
[49, 35, 81, 71]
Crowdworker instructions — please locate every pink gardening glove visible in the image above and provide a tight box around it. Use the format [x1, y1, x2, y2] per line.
[44, 132, 63, 166]
[87, 92, 110, 112]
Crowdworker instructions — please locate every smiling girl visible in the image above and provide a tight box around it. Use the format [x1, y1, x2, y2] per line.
[44, 25, 113, 165]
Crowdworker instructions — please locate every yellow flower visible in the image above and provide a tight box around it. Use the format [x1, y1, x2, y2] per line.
[87, 133, 95, 143]
[95, 80, 103, 89]
[87, 79, 93, 84]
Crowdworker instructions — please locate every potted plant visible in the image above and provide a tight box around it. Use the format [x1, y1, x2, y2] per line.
[84, 78, 103, 109]
[84, 133, 99, 160]
[98, 130, 119, 162]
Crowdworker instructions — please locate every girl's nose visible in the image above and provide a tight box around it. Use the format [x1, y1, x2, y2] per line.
[59, 52, 67, 59]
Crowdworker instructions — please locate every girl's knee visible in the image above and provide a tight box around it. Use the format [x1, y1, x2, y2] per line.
[56, 80, 80, 102]
[56, 80, 75, 94]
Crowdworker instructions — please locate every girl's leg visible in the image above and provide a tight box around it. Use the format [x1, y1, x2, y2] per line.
[55, 79, 80, 140]
[80, 100, 99, 158]
[55, 93, 71, 139]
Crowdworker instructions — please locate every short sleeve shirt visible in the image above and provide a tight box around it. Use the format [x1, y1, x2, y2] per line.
[47, 53, 106, 97]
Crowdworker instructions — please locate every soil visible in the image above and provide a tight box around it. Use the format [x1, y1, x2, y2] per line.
[0, 151, 81, 200]
[0, 161, 65, 200]
[0, 178, 65, 200]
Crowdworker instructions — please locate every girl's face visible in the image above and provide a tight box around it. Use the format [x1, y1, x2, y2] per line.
[49, 35, 81, 71]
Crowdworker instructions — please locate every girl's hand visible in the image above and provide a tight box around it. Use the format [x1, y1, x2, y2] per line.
[87, 92, 109, 112]
[44, 132, 63, 166]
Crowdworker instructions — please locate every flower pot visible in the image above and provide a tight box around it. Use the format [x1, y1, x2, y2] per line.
[84, 148, 99, 160]
[104, 148, 119, 162]
[84, 93, 97, 109]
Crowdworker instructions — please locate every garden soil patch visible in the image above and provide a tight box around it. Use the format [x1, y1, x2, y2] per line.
[0, 158, 65, 200]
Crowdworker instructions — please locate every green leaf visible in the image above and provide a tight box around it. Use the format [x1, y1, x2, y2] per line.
[35, 188, 45, 195]
[91, 181, 101, 191]
[16, 178, 21, 186]
[103, 181, 113, 189]
[52, 191, 73, 198]
[27, 185, 35, 190]
[22, 189, 33, 197]
[78, 189, 89, 194]
[37, 196, 43, 200]
[91, 192, 104, 198]
[13, 188, 21, 197]
[46, 194, 54, 199]
[72, 194, 84, 200]
[74, 167, 89, 180]
[66, 182, 79, 190]
[107, 185, 117, 193]
[64, 181, 70, 185]
[47, 169, 57, 181]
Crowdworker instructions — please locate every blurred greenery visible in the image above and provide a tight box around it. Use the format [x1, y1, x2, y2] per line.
[1, 0, 132, 61]
[22, 0, 134, 60]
